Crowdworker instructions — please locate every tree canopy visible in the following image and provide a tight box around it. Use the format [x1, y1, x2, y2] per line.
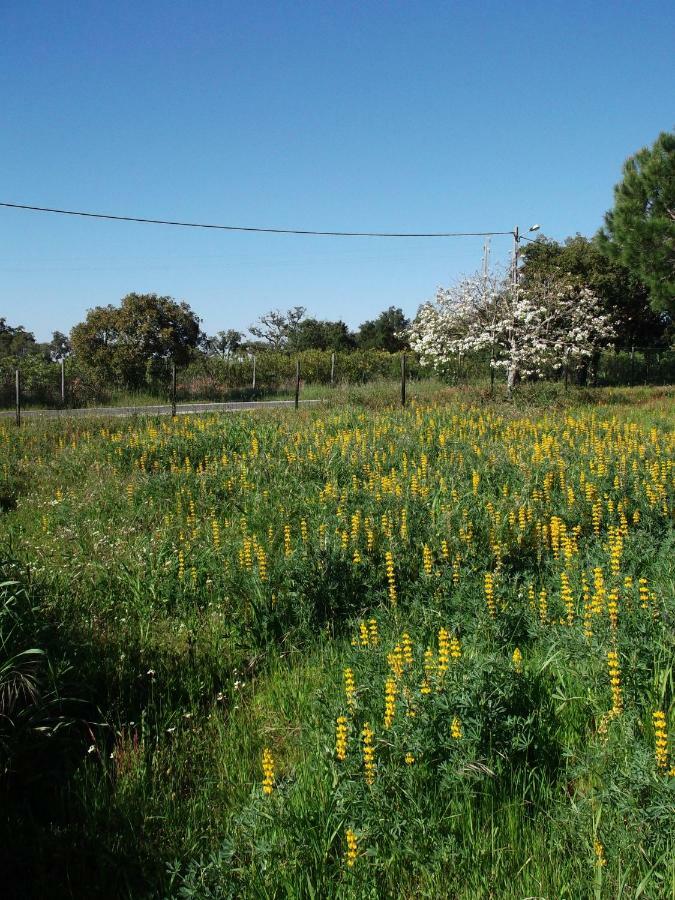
[287, 318, 356, 352]
[70, 293, 202, 388]
[520, 235, 669, 348]
[598, 130, 675, 314]
[356, 307, 410, 352]
[409, 270, 615, 393]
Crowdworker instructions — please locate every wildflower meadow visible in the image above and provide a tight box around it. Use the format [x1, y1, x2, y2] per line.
[1, 385, 673, 898]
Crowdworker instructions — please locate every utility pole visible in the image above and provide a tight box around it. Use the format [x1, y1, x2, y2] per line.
[512, 225, 520, 291]
[483, 239, 495, 394]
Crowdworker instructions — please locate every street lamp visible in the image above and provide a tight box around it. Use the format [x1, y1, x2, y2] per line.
[512, 223, 541, 288]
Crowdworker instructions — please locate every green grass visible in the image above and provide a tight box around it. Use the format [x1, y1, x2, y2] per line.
[1, 385, 673, 898]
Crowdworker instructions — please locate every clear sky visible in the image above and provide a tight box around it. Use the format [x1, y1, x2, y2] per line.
[2, 1, 673, 341]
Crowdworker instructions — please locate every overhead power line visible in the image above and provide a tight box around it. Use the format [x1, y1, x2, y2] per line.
[0, 202, 513, 239]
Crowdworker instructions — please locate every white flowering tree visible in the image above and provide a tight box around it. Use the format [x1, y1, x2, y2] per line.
[408, 270, 615, 393]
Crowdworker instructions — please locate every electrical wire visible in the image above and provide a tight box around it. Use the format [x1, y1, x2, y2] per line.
[0, 201, 514, 239]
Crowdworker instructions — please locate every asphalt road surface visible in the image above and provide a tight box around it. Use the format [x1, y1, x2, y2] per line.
[2, 399, 325, 420]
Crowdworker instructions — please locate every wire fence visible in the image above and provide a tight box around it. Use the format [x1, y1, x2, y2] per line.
[1, 347, 674, 419]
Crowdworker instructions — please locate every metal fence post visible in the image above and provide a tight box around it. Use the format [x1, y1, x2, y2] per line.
[171, 362, 177, 417]
[295, 359, 300, 410]
[401, 353, 407, 407]
[252, 354, 256, 391]
[61, 357, 65, 405]
[15, 369, 21, 426]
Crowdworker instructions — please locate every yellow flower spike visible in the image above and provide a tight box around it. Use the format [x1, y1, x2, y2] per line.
[383, 676, 398, 729]
[344, 668, 356, 710]
[607, 588, 619, 630]
[560, 571, 574, 625]
[607, 650, 623, 716]
[387, 645, 404, 680]
[335, 716, 349, 761]
[404, 752, 415, 765]
[345, 828, 358, 867]
[422, 544, 434, 576]
[261, 748, 275, 796]
[512, 647, 523, 674]
[437, 628, 450, 680]
[484, 573, 496, 618]
[384, 550, 397, 606]
[594, 839, 607, 867]
[653, 710, 669, 772]
[361, 722, 375, 785]
[368, 618, 379, 647]
[451, 716, 463, 740]
[401, 632, 414, 666]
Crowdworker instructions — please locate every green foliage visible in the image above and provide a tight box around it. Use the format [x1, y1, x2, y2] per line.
[356, 306, 410, 352]
[287, 318, 356, 352]
[69, 293, 202, 390]
[521, 234, 669, 349]
[598, 130, 675, 315]
[0, 318, 41, 359]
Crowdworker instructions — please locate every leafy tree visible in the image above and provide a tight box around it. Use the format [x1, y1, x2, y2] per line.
[287, 319, 356, 352]
[249, 307, 306, 349]
[598, 131, 675, 314]
[0, 319, 39, 359]
[48, 331, 72, 361]
[520, 235, 669, 349]
[409, 271, 615, 394]
[70, 293, 202, 388]
[205, 329, 244, 358]
[356, 307, 410, 352]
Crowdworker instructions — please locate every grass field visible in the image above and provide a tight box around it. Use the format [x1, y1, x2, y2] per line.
[1, 384, 674, 898]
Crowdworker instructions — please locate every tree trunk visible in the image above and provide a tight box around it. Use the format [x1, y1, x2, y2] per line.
[506, 364, 519, 397]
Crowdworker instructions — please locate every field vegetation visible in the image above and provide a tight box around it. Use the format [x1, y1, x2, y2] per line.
[1, 383, 674, 898]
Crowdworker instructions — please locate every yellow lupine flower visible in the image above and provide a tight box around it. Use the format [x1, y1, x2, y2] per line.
[344, 668, 356, 710]
[261, 748, 275, 796]
[362, 722, 375, 785]
[512, 647, 523, 674]
[335, 716, 349, 761]
[345, 828, 358, 867]
[653, 710, 669, 771]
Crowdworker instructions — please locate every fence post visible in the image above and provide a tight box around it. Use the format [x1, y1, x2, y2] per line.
[330, 351, 335, 387]
[252, 354, 256, 391]
[295, 359, 300, 410]
[171, 362, 177, 417]
[401, 353, 407, 407]
[15, 369, 21, 426]
[61, 358, 65, 405]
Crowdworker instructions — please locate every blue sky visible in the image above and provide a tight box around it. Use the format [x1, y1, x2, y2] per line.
[2, 1, 673, 341]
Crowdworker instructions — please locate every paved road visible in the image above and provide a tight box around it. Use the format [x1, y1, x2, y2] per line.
[2, 398, 325, 420]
